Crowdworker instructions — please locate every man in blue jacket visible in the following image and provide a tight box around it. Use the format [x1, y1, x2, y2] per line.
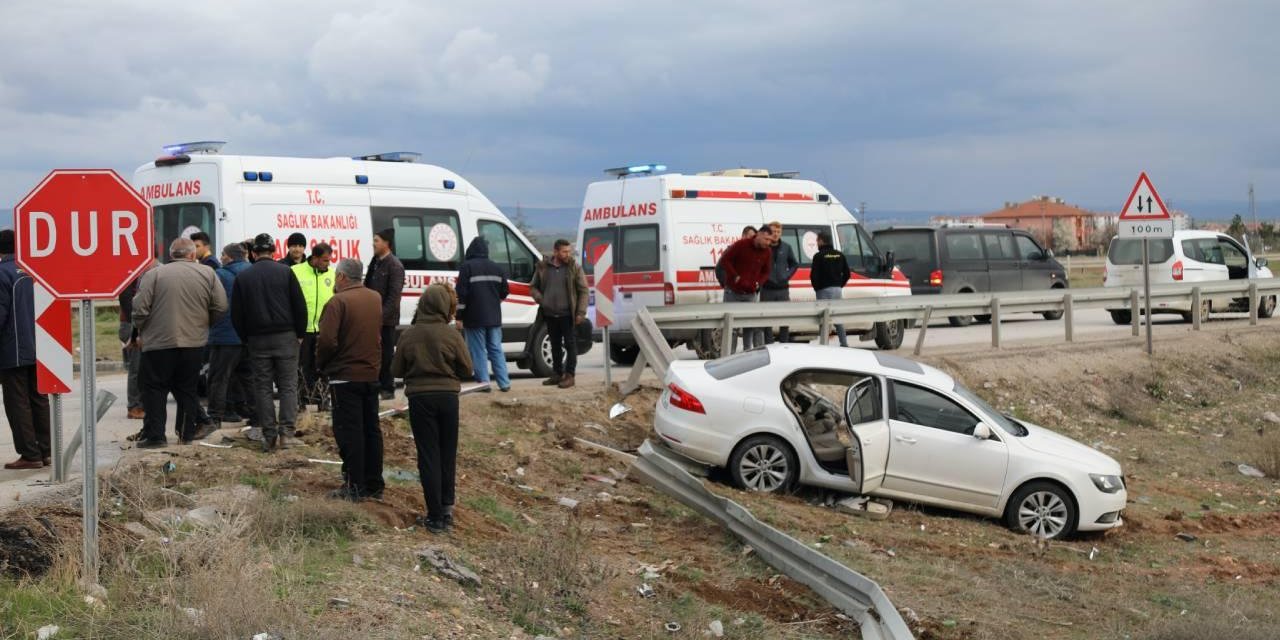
[207, 243, 252, 426]
[0, 229, 51, 469]
[455, 237, 510, 392]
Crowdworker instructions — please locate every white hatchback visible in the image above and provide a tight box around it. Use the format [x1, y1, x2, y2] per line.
[1104, 230, 1276, 323]
[654, 345, 1127, 539]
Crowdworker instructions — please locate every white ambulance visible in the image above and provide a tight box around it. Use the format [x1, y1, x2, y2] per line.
[576, 166, 911, 364]
[131, 141, 589, 377]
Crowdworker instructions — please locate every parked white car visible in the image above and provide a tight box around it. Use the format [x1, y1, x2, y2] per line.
[654, 345, 1126, 539]
[1104, 230, 1276, 324]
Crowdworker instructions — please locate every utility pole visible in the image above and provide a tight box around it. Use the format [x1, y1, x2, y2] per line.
[859, 201, 868, 227]
[1249, 183, 1257, 251]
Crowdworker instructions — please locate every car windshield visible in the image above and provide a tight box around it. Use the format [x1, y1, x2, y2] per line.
[1108, 238, 1174, 265]
[951, 381, 1026, 436]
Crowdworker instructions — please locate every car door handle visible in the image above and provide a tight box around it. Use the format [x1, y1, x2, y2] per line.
[894, 435, 918, 444]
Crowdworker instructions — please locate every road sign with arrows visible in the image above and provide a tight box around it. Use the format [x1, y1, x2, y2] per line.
[1118, 172, 1173, 239]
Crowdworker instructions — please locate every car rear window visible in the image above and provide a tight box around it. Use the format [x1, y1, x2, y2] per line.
[873, 230, 934, 264]
[704, 348, 771, 380]
[1108, 238, 1174, 265]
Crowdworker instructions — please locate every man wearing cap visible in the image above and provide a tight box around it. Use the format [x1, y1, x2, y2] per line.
[0, 230, 51, 469]
[232, 233, 308, 452]
[293, 243, 336, 411]
[364, 229, 405, 400]
[279, 233, 307, 267]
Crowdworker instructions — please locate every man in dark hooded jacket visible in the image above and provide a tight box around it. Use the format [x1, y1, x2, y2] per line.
[0, 230, 50, 469]
[455, 237, 510, 392]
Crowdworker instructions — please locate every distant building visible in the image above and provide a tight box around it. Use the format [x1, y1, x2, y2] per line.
[977, 196, 1109, 250]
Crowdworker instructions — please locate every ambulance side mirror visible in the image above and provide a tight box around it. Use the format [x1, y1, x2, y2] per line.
[881, 251, 896, 276]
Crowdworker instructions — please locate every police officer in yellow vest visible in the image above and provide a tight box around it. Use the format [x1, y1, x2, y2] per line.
[292, 243, 336, 410]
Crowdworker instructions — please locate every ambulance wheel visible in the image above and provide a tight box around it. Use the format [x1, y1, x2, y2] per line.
[974, 314, 992, 323]
[1109, 310, 1131, 325]
[1260, 296, 1277, 319]
[948, 315, 974, 327]
[609, 343, 640, 365]
[528, 325, 554, 378]
[873, 319, 904, 350]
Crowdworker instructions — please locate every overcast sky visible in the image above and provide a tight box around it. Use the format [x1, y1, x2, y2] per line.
[2, 1, 1277, 214]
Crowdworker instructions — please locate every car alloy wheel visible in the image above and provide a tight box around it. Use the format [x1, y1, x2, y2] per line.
[739, 444, 789, 492]
[1017, 490, 1070, 539]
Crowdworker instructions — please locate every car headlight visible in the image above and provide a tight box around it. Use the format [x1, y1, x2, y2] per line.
[1090, 474, 1124, 494]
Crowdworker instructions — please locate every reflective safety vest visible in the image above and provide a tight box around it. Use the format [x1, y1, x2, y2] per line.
[292, 262, 336, 333]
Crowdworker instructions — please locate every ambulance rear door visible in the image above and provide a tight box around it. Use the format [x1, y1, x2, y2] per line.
[579, 178, 664, 334]
[133, 159, 223, 261]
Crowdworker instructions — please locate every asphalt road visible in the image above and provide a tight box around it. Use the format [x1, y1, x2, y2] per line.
[1, 306, 1271, 510]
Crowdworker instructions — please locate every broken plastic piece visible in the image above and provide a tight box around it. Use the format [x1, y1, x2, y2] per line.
[637, 583, 655, 598]
[609, 403, 632, 419]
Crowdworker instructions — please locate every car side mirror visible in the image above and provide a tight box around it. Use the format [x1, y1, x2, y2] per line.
[1257, 257, 1269, 269]
[1042, 249, 1054, 260]
[882, 251, 896, 276]
[972, 422, 992, 440]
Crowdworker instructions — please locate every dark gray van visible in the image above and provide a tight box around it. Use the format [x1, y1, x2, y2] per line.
[872, 225, 1069, 326]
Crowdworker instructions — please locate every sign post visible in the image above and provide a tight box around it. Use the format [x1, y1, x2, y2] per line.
[14, 169, 153, 586]
[593, 244, 615, 388]
[1117, 172, 1174, 355]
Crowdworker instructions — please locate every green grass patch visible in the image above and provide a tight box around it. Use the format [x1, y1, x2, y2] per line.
[465, 494, 520, 529]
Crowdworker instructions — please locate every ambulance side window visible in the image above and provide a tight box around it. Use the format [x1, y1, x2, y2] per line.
[371, 207, 462, 271]
[152, 202, 215, 262]
[620, 225, 660, 272]
[476, 220, 537, 283]
[780, 226, 827, 266]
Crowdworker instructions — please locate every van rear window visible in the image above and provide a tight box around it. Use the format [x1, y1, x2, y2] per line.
[1108, 238, 1174, 265]
[873, 230, 934, 264]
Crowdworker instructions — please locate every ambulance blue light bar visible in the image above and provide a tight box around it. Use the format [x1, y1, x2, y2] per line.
[604, 163, 667, 178]
[355, 175, 369, 185]
[243, 171, 258, 182]
[163, 141, 226, 155]
[356, 151, 421, 163]
[443, 180, 455, 190]
[259, 171, 273, 182]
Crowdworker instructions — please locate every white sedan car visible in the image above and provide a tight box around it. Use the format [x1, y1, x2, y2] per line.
[654, 345, 1126, 539]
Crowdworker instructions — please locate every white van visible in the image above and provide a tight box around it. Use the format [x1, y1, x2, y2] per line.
[132, 141, 589, 376]
[576, 167, 911, 363]
[1104, 230, 1276, 323]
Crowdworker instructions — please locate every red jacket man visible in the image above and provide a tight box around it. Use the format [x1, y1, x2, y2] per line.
[719, 230, 775, 295]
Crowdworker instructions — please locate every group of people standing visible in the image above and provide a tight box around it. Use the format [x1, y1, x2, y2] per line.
[717, 221, 852, 352]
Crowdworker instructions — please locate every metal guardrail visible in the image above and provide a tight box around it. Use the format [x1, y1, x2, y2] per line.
[630, 440, 914, 640]
[620, 279, 1279, 391]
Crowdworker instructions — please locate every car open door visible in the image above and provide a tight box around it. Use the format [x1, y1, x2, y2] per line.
[845, 377, 889, 494]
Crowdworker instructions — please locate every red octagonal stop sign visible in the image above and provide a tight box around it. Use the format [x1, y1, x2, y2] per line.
[14, 169, 154, 299]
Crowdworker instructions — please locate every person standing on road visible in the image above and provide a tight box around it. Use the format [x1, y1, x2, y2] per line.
[363, 229, 405, 400]
[191, 231, 220, 270]
[761, 221, 798, 343]
[293, 243, 336, 410]
[718, 226, 775, 352]
[392, 283, 473, 533]
[456, 237, 510, 392]
[529, 239, 588, 389]
[810, 231, 851, 348]
[278, 233, 307, 267]
[0, 230, 51, 469]
[131, 238, 228, 447]
[207, 243, 251, 426]
[118, 270, 152, 421]
[317, 258, 385, 501]
[232, 234, 308, 452]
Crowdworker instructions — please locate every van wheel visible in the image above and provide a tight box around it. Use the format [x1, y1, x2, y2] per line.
[1182, 298, 1210, 324]
[609, 343, 640, 365]
[1260, 296, 1277, 319]
[1109, 310, 1131, 325]
[948, 315, 974, 327]
[729, 435, 797, 493]
[527, 325, 553, 378]
[694, 329, 722, 360]
[873, 319, 904, 350]
[974, 314, 992, 324]
[1042, 286, 1067, 320]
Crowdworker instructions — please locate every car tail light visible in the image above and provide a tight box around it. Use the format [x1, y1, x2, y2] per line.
[1172, 260, 1183, 281]
[664, 283, 675, 305]
[929, 270, 943, 287]
[667, 382, 705, 414]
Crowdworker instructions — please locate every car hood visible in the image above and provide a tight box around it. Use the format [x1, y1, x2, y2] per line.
[1018, 421, 1123, 474]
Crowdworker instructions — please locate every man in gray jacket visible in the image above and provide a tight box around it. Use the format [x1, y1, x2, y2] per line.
[760, 221, 798, 343]
[131, 238, 228, 447]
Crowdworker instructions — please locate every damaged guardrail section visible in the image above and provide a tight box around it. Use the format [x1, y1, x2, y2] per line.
[629, 440, 915, 640]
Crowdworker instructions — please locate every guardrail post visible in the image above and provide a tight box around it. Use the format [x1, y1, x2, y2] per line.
[1063, 294, 1074, 342]
[620, 352, 648, 396]
[1191, 287, 1202, 331]
[720, 314, 735, 356]
[1130, 290, 1140, 337]
[990, 298, 1001, 349]
[913, 306, 933, 356]
[817, 308, 832, 346]
[1249, 282, 1259, 326]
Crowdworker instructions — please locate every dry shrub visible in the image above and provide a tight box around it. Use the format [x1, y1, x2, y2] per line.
[249, 493, 367, 543]
[1255, 435, 1280, 478]
[501, 512, 609, 634]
